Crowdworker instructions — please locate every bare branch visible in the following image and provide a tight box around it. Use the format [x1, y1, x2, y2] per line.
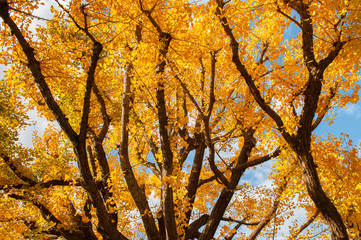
[221, 217, 260, 226]
[184, 135, 206, 226]
[8, 193, 62, 225]
[138, 4, 178, 238]
[8, 193, 97, 240]
[78, 41, 103, 144]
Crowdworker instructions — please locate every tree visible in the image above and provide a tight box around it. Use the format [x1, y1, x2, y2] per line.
[0, 0, 360, 239]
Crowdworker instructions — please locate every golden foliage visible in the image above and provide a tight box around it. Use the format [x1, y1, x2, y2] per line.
[0, 0, 360, 239]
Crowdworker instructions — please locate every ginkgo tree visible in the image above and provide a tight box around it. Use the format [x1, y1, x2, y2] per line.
[0, 0, 360, 239]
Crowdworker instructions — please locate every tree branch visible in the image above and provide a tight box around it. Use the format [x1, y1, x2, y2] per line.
[86, 146, 98, 178]
[199, 130, 256, 240]
[185, 214, 209, 240]
[215, 0, 294, 144]
[78, 40, 102, 144]
[168, 62, 206, 121]
[206, 51, 218, 121]
[198, 175, 218, 187]
[236, 147, 281, 172]
[287, 209, 320, 240]
[276, 4, 303, 30]
[184, 134, 206, 227]
[0, 152, 37, 185]
[7, 193, 84, 240]
[0, 0, 78, 144]
[88, 129, 118, 227]
[139, 4, 178, 238]
[247, 179, 288, 240]
[92, 82, 111, 141]
[117, 42, 160, 238]
[311, 85, 338, 131]
[221, 216, 260, 226]
[0, 179, 81, 191]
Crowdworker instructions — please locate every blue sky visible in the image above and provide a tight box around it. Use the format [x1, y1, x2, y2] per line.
[316, 102, 361, 144]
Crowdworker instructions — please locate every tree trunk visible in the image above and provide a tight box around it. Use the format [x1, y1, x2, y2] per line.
[296, 149, 348, 240]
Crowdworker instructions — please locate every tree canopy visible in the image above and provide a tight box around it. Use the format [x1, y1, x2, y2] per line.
[0, 0, 361, 239]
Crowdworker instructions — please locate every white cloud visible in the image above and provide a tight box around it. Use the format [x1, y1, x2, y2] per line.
[33, 0, 56, 21]
[341, 103, 361, 119]
[18, 109, 50, 147]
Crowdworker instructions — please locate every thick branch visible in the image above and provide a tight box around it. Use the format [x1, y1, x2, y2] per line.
[87, 129, 111, 182]
[185, 214, 209, 240]
[118, 62, 161, 240]
[78, 41, 103, 143]
[286, 1, 317, 71]
[185, 133, 206, 226]
[88, 129, 117, 227]
[86, 146, 98, 178]
[53, 3, 127, 239]
[140, 5, 178, 239]
[283, 3, 349, 239]
[319, 40, 346, 72]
